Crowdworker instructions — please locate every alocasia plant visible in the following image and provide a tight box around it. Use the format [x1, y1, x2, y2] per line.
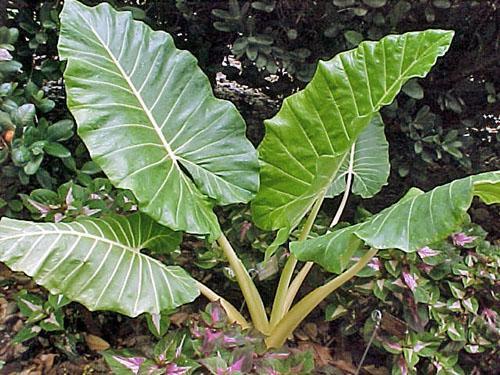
[1, 0, 499, 351]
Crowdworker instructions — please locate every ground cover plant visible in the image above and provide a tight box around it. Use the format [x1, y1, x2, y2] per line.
[0, 0, 499, 373]
[324, 222, 499, 374]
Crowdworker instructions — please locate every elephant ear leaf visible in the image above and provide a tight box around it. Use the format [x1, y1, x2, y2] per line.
[327, 114, 389, 198]
[0, 212, 198, 317]
[291, 171, 500, 273]
[472, 171, 500, 204]
[58, 0, 259, 237]
[252, 29, 454, 232]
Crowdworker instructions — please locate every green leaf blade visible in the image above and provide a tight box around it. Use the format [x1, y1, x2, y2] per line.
[252, 29, 454, 232]
[58, 0, 259, 237]
[0, 213, 198, 317]
[291, 171, 499, 273]
[356, 178, 472, 251]
[471, 171, 500, 204]
[327, 114, 389, 198]
[290, 225, 362, 274]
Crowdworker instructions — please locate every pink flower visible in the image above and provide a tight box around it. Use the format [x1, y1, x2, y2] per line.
[386, 341, 402, 351]
[81, 206, 101, 216]
[417, 263, 434, 273]
[368, 257, 382, 271]
[113, 356, 145, 374]
[227, 357, 244, 373]
[0, 48, 13, 61]
[265, 352, 290, 360]
[201, 328, 223, 354]
[65, 186, 74, 207]
[26, 198, 52, 216]
[398, 356, 408, 375]
[392, 278, 406, 289]
[190, 323, 202, 338]
[451, 232, 476, 247]
[417, 246, 439, 258]
[222, 335, 238, 345]
[165, 363, 190, 375]
[204, 328, 222, 342]
[54, 213, 64, 223]
[481, 308, 497, 327]
[402, 270, 417, 292]
[239, 221, 252, 242]
[210, 304, 222, 323]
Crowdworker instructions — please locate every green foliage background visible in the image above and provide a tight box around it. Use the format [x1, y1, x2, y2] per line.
[2, 0, 498, 221]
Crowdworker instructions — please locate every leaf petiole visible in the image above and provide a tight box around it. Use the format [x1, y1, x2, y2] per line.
[266, 247, 378, 348]
[269, 191, 326, 328]
[216, 234, 269, 334]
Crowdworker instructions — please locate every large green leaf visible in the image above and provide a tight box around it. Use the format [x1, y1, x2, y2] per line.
[0, 213, 198, 316]
[58, 0, 259, 237]
[291, 171, 500, 273]
[327, 114, 389, 198]
[251, 30, 454, 232]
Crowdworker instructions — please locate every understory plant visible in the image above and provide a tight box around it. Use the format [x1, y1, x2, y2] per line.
[0, 0, 499, 355]
[327, 223, 499, 374]
[104, 302, 314, 374]
[0, 5, 79, 218]
[12, 290, 70, 344]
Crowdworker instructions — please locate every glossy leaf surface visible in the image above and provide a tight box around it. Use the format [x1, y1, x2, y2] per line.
[58, 0, 259, 237]
[0, 213, 198, 316]
[327, 114, 389, 198]
[291, 171, 500, 273]
[252, 29, 454, 231]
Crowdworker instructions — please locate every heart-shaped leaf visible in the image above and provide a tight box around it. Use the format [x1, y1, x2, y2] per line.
[58, 0, 259, 237]
[0, 213, 198, 316]
[252, 29, 454, 233]
[291, 171, 499, 273]
[327, 114, 389, 198]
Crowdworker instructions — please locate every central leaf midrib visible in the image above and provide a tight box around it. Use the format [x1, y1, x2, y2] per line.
[1, 226, 186, 279]
[2, 230, 139, 253]
[83, 16, 178, 164]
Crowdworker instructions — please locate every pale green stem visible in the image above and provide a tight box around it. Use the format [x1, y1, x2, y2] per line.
[196, 280, 250, 329]
[282, 261, 313, 314]
[269, 253, 297, 327]
[217, 234, 269, 334]
[269, 192, 326, 327]
[283, 146, 356, 313]
[330, 143, 355, 228]
[265, 247, 378, 348]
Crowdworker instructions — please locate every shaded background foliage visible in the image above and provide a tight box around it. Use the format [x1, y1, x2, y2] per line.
[1, 0, 498, 219]
[0, 0, 498, 374]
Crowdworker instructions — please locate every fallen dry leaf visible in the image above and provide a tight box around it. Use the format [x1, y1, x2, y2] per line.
[331, 359, 357, 374]
[380, 311, 407, 338]
[17, 353, 59, 375]
[331, 350, 357, 374]
[304, 322, 318, 341]
[363, 364, 390, 375]
[2, 129, 14, 143]
[293, 328, 309, 341]
[84, 333, 110, 352]
[169, 311, 189, 327]
[297, 342, 333, 367]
